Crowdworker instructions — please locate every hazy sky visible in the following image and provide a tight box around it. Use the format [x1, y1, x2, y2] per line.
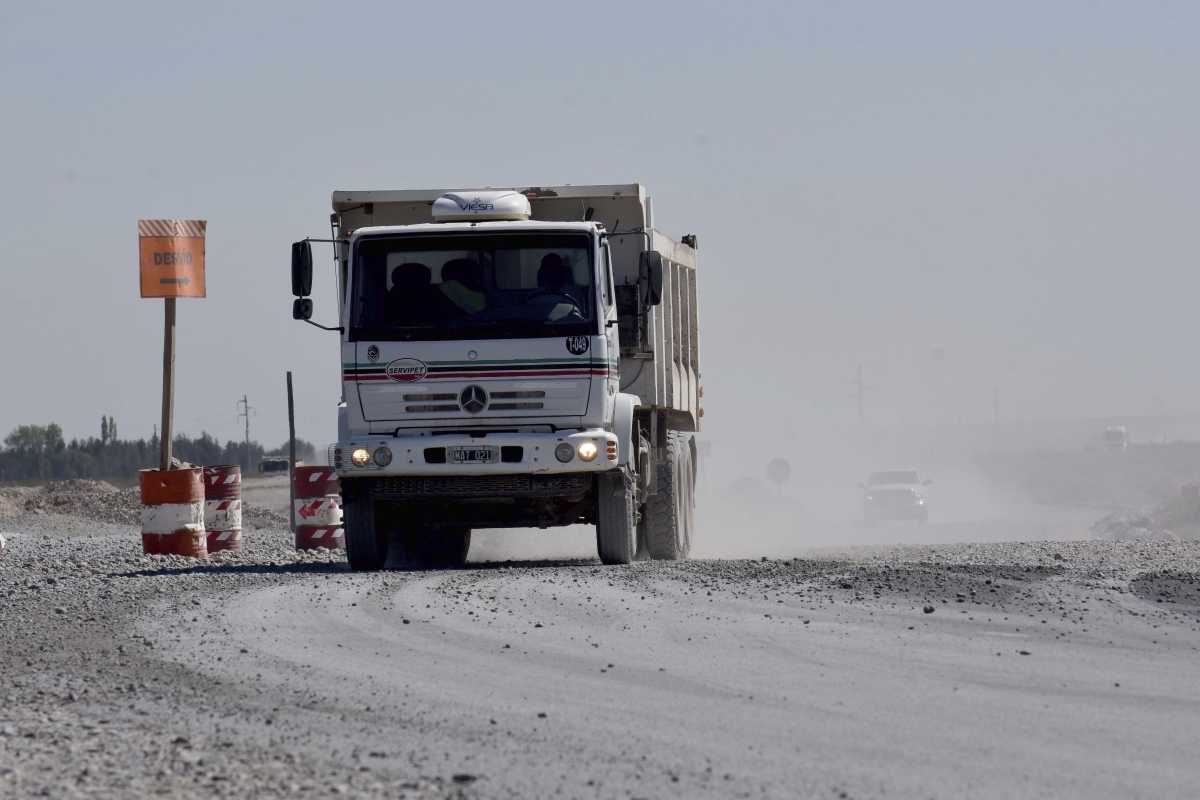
[2, 1, 1197, 454]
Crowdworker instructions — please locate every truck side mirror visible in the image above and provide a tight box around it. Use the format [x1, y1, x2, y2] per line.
[291, 241, 313, 297]
[292, 298, 313, 321]
[639, 251, 663, 306]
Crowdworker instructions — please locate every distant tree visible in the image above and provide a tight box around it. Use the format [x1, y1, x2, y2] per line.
[1, 424, 64, 479]
[4, 424, 63, 455]
[0, 422, 275, 481]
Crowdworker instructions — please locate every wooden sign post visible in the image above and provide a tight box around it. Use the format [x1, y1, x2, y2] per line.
[287, 370, 297, 533]
[138, 219, 207, 470]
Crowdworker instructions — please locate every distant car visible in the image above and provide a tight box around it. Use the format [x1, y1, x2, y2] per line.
[1102, 426, 1129, 451]
[861, 469, 930, 523]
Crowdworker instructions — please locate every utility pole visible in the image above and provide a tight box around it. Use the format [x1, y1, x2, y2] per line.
[237, 395, 255, 472]
[854, 363, 866, 424]
[160, 298, 176, 470]
[287, 372, 296, 533]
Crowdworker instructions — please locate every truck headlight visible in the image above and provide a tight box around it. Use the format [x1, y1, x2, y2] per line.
[373, 446, 393, 467]
[351, 447, 371, 467]
[555, 442, 575, 463]
[577, 441, 598, 462]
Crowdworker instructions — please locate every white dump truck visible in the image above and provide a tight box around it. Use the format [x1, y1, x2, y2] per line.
[290, 185, 700, 570]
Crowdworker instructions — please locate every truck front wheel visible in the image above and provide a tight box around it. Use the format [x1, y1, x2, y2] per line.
[343, 497, 389, 572]
[596, 470, 637, 565]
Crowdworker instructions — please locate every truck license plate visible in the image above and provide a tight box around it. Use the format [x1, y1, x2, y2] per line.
[450, 446, 498, 464]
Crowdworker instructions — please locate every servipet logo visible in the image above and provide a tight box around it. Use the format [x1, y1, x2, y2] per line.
[385, 358, 428, 382]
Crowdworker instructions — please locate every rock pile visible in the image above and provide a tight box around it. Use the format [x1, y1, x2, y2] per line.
[0, 480, 141, 526]
[1090, 510, 1174, 542]
[0, 491, 22, 521]
[1091, 488, 1200, 542]
[0, 479, 284, 529]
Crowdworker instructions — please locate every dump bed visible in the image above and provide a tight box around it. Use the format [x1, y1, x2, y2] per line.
[331, 184, 700, 430]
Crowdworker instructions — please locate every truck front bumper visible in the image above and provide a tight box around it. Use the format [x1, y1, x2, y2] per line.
[330, 428, 619, 478]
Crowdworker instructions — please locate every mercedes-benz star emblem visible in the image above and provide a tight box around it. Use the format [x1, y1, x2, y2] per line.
[459, 385, 487, 414]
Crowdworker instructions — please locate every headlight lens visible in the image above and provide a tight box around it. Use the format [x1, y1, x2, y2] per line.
[351, 447, 371, 467]
[577, 441, 598, 462]
[554, 442, 575, 463]
[373, 446, 393, 467]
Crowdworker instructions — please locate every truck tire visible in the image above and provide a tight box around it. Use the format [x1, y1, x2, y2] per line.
[395, 527, 471, 570]
[596, 470, 636, 565]
[643, 433, 694, 560]
[343, 497, 389, 572]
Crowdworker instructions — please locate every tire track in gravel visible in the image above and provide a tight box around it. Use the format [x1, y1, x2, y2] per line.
[140, 546, 1200, 799]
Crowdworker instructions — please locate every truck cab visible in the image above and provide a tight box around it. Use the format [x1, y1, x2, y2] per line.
[291, 185, 700, 570]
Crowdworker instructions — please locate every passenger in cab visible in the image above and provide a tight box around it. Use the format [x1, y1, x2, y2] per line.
[386, 262, 454, 325]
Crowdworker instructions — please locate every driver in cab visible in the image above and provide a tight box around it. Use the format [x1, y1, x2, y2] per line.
[533, 253, 583, 321]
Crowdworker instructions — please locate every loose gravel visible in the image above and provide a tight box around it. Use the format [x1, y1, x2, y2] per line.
[0, 516, 462, 799]
[2, 503, 1199, 797]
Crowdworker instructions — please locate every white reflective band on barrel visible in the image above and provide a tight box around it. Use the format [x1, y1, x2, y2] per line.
[298, 526, 344, 544]
[140, 502, 204, 535]
[294, 496, 343, 527]
[203, 499, 243, 530]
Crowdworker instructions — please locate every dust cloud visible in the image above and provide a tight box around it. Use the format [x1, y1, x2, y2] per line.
[687, 419, 1163, 560]
[468, 413, 1200, 563]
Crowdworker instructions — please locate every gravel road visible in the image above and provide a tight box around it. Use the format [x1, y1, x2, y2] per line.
[3, 502, 1199, 797]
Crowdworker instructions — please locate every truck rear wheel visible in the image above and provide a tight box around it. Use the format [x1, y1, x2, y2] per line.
[394, 527, 471, 570]
[596, 470, 636, 565]
[343, 497, 389, 572]
[642, 433, 694, 560]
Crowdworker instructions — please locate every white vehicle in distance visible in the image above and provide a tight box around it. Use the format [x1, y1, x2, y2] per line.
[861, 469, 931, 524]
[1102, 426, 1129, 451]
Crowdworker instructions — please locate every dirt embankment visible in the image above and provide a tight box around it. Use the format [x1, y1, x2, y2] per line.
[1091, 486, 1200, 542]
[0, 479, 287, 529]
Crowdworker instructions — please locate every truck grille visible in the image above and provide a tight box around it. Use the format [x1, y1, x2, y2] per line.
[371, 474, 591, 499]
[403, 393, 459, 413]
[403, 389, 546, 413]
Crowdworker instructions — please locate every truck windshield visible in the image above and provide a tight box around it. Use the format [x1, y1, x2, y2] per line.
[349, 233, 596, 341]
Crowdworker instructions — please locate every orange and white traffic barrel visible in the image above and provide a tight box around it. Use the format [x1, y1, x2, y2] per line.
[140, 468, 206, 558]
[293, 466, 343, 550]
[203, 465, 242, 553]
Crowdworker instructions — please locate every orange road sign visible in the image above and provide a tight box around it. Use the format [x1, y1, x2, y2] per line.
[139, 219, 206, 298]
